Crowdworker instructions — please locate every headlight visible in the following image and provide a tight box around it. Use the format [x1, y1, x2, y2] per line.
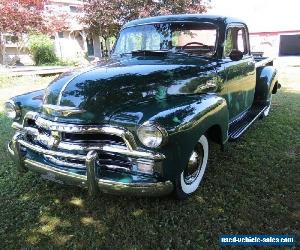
[137, 122, 168, 148]
[4, 100, 21, 120]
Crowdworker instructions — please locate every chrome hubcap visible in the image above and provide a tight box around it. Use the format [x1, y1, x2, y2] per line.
[184, 145, 204, 184]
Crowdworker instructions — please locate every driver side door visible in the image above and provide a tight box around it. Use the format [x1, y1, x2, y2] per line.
[221, 25, 256, 121]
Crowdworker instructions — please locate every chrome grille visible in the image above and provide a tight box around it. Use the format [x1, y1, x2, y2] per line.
[23, 114, 135, 171]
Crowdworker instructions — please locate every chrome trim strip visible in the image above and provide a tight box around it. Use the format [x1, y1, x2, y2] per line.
[18, 137, 165, 161]
[25, 159, 87, 183]
[56, 67, 96, 105]
[19, 139, 87, 160]
[44, 155, 85, 169]
[101, 144, 165, 160]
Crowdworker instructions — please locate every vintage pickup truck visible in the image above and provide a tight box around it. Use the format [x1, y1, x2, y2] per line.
[5, 15, 280, 199]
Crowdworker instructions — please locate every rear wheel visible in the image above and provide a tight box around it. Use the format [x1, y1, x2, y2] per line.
[175, 135, 209, 200]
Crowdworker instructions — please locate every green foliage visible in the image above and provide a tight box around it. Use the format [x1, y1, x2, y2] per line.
[28, 33, 58, 65]
[0, 74, 11, 89]
[56, 58, 79, 66]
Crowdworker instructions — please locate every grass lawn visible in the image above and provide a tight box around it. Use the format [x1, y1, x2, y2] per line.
[0, 62, 299, 249]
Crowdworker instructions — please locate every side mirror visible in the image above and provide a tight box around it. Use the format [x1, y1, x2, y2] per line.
[229, 50, 243, 61]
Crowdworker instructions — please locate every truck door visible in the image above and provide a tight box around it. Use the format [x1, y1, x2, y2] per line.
[222, 25, 256, 121]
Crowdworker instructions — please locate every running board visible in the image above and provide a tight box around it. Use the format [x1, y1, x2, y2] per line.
[228, 104, 267, 140]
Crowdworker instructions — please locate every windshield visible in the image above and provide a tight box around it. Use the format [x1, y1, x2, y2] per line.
[113, 22, 218, 57]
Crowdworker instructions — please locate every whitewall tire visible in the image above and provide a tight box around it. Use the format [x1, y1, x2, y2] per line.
[175, 134, 209, 199]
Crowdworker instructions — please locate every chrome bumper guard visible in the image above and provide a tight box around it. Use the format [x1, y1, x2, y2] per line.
[8, 123, 173, 197]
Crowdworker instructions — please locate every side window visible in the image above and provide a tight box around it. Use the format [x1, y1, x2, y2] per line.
[224, 28, 234, 57]
[237, 28, 248, 54]
[224, 26, 248, 57]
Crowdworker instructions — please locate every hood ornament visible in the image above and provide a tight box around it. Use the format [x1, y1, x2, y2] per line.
[42, 104, 86, 117]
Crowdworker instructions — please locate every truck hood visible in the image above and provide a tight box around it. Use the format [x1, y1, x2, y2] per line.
[42, 56, 218, 124]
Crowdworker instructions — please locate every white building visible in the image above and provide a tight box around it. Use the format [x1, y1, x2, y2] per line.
[2, 0, 105, 65]
[207, 0, 300, 57]
[45, 0, 104, 61]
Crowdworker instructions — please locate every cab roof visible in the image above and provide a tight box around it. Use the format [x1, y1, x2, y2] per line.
[123, 14, 246, 29]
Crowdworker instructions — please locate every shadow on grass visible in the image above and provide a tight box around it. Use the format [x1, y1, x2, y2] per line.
[0, 90, 299, 249]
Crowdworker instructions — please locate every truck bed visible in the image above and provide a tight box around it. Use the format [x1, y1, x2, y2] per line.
[254, 56, 274, 68]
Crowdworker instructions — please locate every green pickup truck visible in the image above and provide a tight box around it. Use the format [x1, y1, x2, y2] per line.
[5, 15, 280, 199]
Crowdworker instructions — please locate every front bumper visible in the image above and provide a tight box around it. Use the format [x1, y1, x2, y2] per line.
[8, 131, 174, 197]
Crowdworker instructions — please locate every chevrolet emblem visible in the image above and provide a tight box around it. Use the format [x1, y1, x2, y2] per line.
[42, 104, 86, 117]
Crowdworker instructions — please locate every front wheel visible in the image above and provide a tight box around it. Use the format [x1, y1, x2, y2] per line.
[175, 135, 209, 200]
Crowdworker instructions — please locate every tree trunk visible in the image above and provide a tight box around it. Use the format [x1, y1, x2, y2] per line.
[55, 32, 63, 59]
[0, 33, 5, 65]
[79, 31, 88, 57]
[104, 37, 110, 57]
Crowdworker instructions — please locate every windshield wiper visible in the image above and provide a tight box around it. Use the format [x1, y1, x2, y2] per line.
[117, 49, 210, 58]
[131, 50, 169, 56]
[171, 49, 211, 59]
[118, 50, 169, 57]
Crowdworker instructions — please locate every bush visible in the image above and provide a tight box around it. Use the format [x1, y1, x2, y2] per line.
[28, 33, 58, 65]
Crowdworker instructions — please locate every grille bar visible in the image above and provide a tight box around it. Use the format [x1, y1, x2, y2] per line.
[19, 112, 137, 150]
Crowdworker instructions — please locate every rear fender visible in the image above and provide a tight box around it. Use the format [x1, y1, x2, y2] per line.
[254, 66, 278, 104]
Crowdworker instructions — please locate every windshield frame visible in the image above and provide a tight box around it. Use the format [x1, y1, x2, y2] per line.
[112, 21, 220, 58]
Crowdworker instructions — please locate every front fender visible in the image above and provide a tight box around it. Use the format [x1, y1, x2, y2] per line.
[109, 94, 229, 182]
[10, 89, 45, 122]
[154, 94, 228, 181]
[111, 94, 229, 182]
[254, 66, 278, 104]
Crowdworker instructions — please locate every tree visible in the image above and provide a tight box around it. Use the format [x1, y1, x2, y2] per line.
[0, 0, 46, 64]
[81, 0, 120, 46]
[43, 9, 70, 34]
[82, 0, 210, 54]
[0, 0, 70, 64]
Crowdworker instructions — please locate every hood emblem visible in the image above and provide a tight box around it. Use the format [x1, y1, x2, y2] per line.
[42, 104, 86, 117]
